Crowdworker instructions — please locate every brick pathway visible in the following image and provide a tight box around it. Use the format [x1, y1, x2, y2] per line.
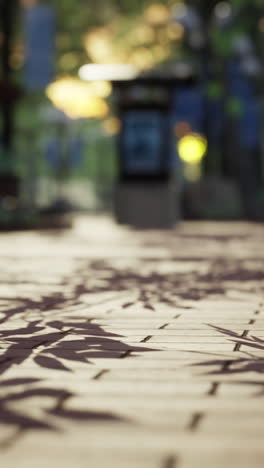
[0, 216, 263, 468]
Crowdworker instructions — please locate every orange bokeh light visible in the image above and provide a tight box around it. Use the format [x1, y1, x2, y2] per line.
[174, 121, 192, 138]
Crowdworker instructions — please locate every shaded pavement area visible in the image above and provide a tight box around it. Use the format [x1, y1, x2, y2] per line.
[0, 216, 263, 468]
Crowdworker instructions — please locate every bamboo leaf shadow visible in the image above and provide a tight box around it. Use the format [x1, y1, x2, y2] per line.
[0, 317, 157, 439]
[190, 325, 264, 396]
[0, 317, 157, 375]
[0, 384, 125, 440]
[0, 263, 161, 440]
[34, 355, 72, 372]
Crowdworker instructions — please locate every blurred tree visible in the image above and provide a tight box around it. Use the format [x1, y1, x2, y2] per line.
[186, 0, 264, 216]
[1, 0, 263, 216]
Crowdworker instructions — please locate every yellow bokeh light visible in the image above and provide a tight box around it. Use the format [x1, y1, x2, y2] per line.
[83, 27, 124, 64]
[167, 22, 185, 41]
[152, 44, 170, 61]
[134, 24, 156, 44]
[46, 77, 109, 119]
[129, 48, 156, 69]
[89, 80, 112, 98]
[84, 27, 112, 63]
[65, 97, 109, 120]
[82, 13, 171, 67]
[144, 3, 170, 25]
[178, 133, 207, 164]
[103, 117, 121, 136]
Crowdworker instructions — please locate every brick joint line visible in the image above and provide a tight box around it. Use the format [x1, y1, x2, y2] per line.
[93, 369, 109, 380]
[140, 336, 152, 343]
[208, 382, 219, 396]
[234, 330, 249, 352]
[163, 455, 178, 468]
[188, 412, 204, 432]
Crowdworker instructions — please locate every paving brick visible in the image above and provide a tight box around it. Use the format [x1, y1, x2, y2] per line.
[0, 217, 264, 468]
[180, 451, 264, 468]
[66, 395, 264, 414]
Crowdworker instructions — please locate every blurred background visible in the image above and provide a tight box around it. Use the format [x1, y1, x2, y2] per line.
[1, 0, 264, 228]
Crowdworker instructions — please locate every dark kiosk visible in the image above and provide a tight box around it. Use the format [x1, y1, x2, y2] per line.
[112, 65, 195, 228]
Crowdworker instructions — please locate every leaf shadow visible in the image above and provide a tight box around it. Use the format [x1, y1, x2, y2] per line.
[190, 325, 264, 396]
[0, 382, 125, 442]
[0, 291, 157, 439]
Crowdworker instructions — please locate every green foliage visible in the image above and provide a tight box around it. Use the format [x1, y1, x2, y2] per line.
[207, 81, 224, 99]
[6, 0, 264, 188]
[231, 0, 248, 7]
[226, 98, 244, 118]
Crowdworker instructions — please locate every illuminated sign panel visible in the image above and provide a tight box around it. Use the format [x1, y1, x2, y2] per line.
[122, 110, 167, 175]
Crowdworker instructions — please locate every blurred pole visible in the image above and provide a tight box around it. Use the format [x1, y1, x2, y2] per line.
[1, 0, 17, 158]
[194, 0, 223, 176]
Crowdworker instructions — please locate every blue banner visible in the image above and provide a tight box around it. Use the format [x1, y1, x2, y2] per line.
[171, 85, 205, 133]
[45, 139, 61, 168]
[227, 60, 260, 149]
[240, 101, 261, 149]
[24, 5, 55, 90]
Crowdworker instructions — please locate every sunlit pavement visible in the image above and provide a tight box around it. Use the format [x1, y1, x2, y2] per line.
[0, 215, 263, 468]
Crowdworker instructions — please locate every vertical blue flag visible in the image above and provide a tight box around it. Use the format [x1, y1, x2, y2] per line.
[69, 138, 84, 168]
[24, 5, 55, 90]
[45, 139, 61, 168]
[227, 59, 260, 149]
